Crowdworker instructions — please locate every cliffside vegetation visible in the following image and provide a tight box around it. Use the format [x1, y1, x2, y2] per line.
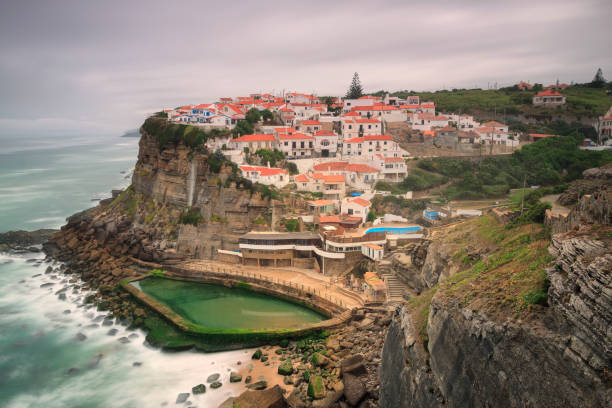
[414, 132, 611, 200]
[409, 215, 553, 348]
[141, 115, 229, 151]
[373, 80, 612, 119]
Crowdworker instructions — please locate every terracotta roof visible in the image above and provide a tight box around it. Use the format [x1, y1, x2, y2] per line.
[344, 135, 393, 143]
[384, 157, 404, 162]
[319, 215, 342, 224]
[483, 121, 506, 127]
[239, 166, 287, 176]
[437, 126, 456, 132]
[420, 103, 435, 108]
[345, 164, 379, 173]
[352, 105, 399, 111]
[308, 199, 335, 207]
[300, 120, 321, 125]
[232, 134, 275, 142]
[314, 130, 337, 137]
[364, 272, 386, 291]
[322, 175, 345, 183]
[279, 132, 313, 140]
[535, 90, 563, 97]
[295, 174, 309, 182]
[422, 130, 435, 138]
[363, 243, 383, 250]
[399, 104, 420, 109]
[349, 197, 371, 207]
[313, 162, 349, 171]
[342, 112, 361, 117]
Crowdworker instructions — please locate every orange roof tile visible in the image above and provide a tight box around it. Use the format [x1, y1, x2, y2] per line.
[239, 165, 287, 176]
[319, 215, 342, 223]
[232, 134, 275, 142]
[349, 197, 371, 207]
[308, 199, 334, 206]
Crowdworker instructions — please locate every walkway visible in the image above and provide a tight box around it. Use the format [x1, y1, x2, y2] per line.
[175, 259, 365, 309]
[377, 260, 406, 303]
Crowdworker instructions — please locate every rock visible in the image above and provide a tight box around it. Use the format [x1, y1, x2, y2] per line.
[245, 375, 252, 384]
[107, 328, 118, 336]
[308, 376, 325, 400]
[340, 354, 367, 376]
[325, 337, 340, 352]
[283, 376, 293, 385]
[252, 349, 262, 359]
[229, 372, 242, 383]
[210, 381, 222, 389]
[246, 380, 268, 390]
[206, 373, 220, 383]
[40, 282, 55, 288]
[66, 367, 80, 375]
[176, 393, 190, 403]
[278, 359, 293, 376]
[343, 373, 366, 406]
[232, 384, 286, 408]
[102, 318, 114, 326]
[312, 390, 343, 408]
[261, 355, 268, 362]
[192, 384, 206, 394]
[117, 337, 130, 344]
[352, 309, 365, 321]
[133, 362, 142, 367]
[75, 332, 87, 341]
[311, 352, 329, 367]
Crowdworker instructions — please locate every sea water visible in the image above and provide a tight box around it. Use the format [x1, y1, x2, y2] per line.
[0, 133, 249, 407]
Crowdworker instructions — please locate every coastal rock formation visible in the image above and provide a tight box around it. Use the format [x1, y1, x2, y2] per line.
[558, 163, 612, 206]
[380, 188, 612, 408]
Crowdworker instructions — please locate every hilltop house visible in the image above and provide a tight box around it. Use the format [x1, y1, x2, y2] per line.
[342, 134, 406, 159]
[231, 134, 276, 151]
[278, 133, 314, 158]
[313, 130, 339, 157]
[533, 90, 566, 107]
[374, 155, 407, 181]
[342, 118, 382, 140]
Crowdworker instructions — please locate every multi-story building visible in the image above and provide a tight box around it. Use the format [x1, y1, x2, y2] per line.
[238, 165, 289, 187]
[278, 133, 314, 158]
[313, 130, 339, 157]
[342, 118, 381, 140]
[342, 135, 405, 159]
[231, 134, 276, 151]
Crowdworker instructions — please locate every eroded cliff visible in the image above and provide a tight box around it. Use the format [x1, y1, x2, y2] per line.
[380, 191, 611, 408]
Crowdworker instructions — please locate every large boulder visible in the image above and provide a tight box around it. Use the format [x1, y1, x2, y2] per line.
[340, 354, 367, 376]
[231, 384, 286, 408]
[278, 359, 293, 376]
[343, 373, 366, 406]
[308, 375, 325, 400]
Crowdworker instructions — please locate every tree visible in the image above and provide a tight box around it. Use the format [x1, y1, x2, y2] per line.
[261, 109, 273, 121]
[245, 108, 261, 124]
[346, 72, 364, 99]
[366, 210, 376, 223]
[590, 68, 606, 88]
[232, 120, 253, 136]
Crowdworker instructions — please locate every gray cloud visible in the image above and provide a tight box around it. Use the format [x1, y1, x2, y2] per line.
[0, 0, 610, 134]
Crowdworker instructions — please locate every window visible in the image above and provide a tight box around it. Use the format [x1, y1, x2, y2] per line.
[348, 125, 352, 129]
[292, 142, 296, 148]
[284, 142, 288, 146]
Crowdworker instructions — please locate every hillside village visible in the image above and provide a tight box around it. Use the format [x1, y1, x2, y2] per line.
[132, 75, 611, 297]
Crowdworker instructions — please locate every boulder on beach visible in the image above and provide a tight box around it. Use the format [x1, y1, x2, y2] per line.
[229, 372, 242, 383]
[246, 380, 268, 390]
[210, 381, 222, 389]
[252, 349, 262, 360]
[307, 376, 325, 400]
[343, 373, 366, 406]
[278, 360, 293, 376]
[176, 393, 189, 403]
[192, 384, 206, 394]
[231, 384, 286, 408]
[206, 373, 220, 383]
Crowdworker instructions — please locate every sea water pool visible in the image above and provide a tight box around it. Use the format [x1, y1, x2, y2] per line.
[365, 226, 422, 234]
[132, 277, 327, 330]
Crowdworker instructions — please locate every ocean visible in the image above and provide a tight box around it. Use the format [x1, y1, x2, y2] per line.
[0, 133, 249, 407]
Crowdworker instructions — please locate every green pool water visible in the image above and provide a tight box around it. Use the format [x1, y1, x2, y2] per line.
[133, 277, 327, 330]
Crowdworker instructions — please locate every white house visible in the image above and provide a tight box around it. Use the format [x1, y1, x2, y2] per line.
[533, 90, 566, 107]
[239, 165, 289, 187]
[374, 155, 407, 181]
[341, 197, 372, 223]
[278, 133, 314, 158]
[342, 135, 404, 159]
[313, 130, 339, 157]
[351, 105, 407, 122]
[342, 118, 382, 140]
[342, 96, 379, 113]
[312, 162, 381, 190]
[295, 120, 322, 134]
[361, 243, 384, 261]
[231, 134, 277, 151]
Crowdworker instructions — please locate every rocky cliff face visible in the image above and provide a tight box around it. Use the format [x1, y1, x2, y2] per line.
[44, 128, 275, 287]
[380, 192, 611, 408]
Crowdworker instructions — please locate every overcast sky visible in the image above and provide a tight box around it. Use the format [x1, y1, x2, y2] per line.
[1, 0, 611, 135]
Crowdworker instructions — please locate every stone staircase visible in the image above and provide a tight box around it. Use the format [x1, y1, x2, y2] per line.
[377, 259, 406, 303]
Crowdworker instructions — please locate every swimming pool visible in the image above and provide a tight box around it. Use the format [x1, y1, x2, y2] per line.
[365, 226, 422, 235]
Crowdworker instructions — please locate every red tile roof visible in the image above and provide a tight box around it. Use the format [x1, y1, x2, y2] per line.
[318, 216, 342, 224]
[345, 164, 379, 173]
[313, 162, 349, 171]
[314, 130, 336, 137]
[529, 133, 557, 139]
[384, 157, 404, 162]
[239, 165, 287, 176]
[232, 134, 275, 142]
[535, 90, 563, 97]
[483, 121, 506, 127]
[308, 199, 334, 206]
[279, 132, 313, 140]
[349, 197, 371, 207]
[322, 175, 345, 183]
[300, 120, 321, 125]
[295, 174, 309, 182]
[344, 135, 393, 143]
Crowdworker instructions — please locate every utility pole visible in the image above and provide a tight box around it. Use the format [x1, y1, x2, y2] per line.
[520, 174, 527, 214]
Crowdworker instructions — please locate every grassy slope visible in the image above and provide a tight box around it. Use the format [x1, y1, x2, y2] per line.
[408, 215, 552, 347]
[382, 86, 611, 119]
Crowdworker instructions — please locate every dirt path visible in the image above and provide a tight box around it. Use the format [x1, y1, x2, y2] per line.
[541, 194, 571, 216]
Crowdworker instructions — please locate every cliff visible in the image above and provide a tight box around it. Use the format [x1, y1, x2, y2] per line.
[44, 121, 274, 287]
[380, 193, 611, 407]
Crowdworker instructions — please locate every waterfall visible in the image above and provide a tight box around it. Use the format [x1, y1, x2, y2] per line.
[187, 160, 196, 207]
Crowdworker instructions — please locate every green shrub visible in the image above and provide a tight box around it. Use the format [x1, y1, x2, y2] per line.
[284, 218, 299, 232]
[179, 208, 204, 226]
[149, 269, 165, 277]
